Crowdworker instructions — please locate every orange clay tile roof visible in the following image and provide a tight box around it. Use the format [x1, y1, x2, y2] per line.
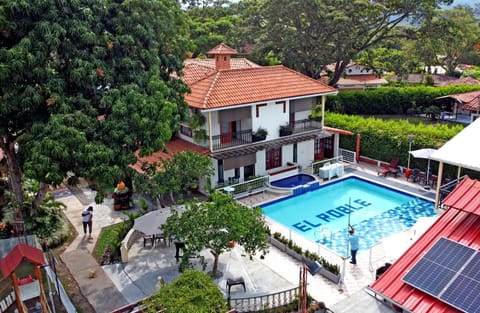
[131, 138, 210, 175]
[185, 65, 337, 110]
[182, 58, 260, 85]
[207, 43, 238, 55]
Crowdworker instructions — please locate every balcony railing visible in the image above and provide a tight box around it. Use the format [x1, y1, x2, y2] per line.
[228, 286, 300, 312]
[210, 129, 253, 150]
[186, 118, 323, 151]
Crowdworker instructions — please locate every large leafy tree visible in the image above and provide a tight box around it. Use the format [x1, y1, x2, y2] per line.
[144, 269, 228, 313]
[0, 0, 191, 216]
[163, 191, 269, 277]
[415, 6, 480, 76]
[134, 151, 214, 204]
[259, 0, 453, 85]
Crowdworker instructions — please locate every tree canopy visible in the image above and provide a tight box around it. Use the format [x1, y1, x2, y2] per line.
[144, 269, 228, 313]
[0, 0, 191, 215]
[163, 191, 269, 277]
[259, 0, 453, 85]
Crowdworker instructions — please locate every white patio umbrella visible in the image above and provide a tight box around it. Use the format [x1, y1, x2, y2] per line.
[409, 148, 437, 186]
[133, 207, 184, 236]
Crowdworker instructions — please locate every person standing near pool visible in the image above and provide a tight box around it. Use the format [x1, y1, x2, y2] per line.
[348, 224, 359, 265]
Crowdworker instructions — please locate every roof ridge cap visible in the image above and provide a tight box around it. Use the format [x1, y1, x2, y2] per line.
[202, 72, 221, 108]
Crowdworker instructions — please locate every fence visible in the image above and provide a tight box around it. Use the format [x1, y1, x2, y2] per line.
[228, 286, 300, 313]
[218, 176, 270, 199]
[338, 148, 356, 164]
[311, 155, 344, 176]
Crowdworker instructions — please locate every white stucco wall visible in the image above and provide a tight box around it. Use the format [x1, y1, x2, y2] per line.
[252, 100, 290, 140]
[297, 140, 315, 169]
[255, 149, 267, 176]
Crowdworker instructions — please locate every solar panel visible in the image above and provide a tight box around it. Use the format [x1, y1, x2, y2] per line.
[403, 237, 480, 312]
[403, 258, 457, 296]
[422, 237, 475, 271]
[440, 275, 480, 313]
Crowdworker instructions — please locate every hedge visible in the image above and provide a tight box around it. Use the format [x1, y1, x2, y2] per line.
[326, 85, 480, 115]
[324, 112, 473, 178]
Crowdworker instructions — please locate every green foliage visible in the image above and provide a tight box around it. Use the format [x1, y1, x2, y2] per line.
[94, 222, 125, 263]
[272, 232, 340, 276]
[144, 269, 228, 313]
[325, 112, 465, 177]
[163, 191, 269, 276]
[1, 180, 68, 247]
[0, 0, 191, 215]
[258, 0, 451, 84]
[134, 151, 214, 204]
[326, 85, 480, 115]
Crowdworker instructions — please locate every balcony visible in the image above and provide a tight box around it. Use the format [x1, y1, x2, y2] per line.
[279, 118, 322, 137]
[186, 117, 322, 151]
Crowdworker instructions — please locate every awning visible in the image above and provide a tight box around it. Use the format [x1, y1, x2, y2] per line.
[430, 118, 480, 171]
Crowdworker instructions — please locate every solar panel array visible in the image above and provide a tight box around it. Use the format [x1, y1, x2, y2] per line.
[403, 237, 480, 313]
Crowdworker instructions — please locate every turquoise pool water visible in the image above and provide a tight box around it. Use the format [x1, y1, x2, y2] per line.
[262, 176, 436, 255]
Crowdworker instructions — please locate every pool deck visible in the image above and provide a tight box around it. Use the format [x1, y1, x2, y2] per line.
[101, 162, 439, 313]
[235, 161, 438, 311]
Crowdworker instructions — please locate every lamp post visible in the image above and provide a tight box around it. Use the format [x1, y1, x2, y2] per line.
[407, 134, 416, 169]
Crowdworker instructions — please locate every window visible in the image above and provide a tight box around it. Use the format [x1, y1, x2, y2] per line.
[218, 160, 224, 183]
[244, 164, 254, 179]
[293, 143, 298, 163]
[266, 148, 282, 170]
[180, 124, 192, 137]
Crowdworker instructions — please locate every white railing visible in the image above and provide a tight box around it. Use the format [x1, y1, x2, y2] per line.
[311, 155, 344, 176]
[339, 148, 356, 163]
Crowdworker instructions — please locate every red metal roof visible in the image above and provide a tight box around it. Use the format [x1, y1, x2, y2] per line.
[370, 177, 480, 313]
[442, 177, 480, 213]
[0, 244, 45, 277]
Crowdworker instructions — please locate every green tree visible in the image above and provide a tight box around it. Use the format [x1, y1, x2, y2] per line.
[259, 0, 453, 85]
[0, 0, 191, 216]
[163, 191, 269, 277]
[134, 151, 213, 204]
[144, 269, 228, 313]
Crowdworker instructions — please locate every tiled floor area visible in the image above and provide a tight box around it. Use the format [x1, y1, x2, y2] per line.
[101, 161, 439, 312]
[235, 162, 439, 309]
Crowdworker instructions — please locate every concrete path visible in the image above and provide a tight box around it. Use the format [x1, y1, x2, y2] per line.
[55, 185, 130, 313]
[54, 164, 438, 312]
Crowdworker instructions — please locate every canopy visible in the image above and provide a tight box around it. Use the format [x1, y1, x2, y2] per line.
[409, 148, 437, 159]
[133, 207, 185, 236]
[409, 148, 437, 184]
[430, 118, 480, 172]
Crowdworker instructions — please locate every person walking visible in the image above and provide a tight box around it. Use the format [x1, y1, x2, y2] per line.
[348, 224, 359, 265]
[82, 206, 93, 238]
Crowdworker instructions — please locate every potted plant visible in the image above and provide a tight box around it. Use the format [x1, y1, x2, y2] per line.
[252, 127, 268, 142]
[113, 181, 130, 210]
[279, 123, 294, 137]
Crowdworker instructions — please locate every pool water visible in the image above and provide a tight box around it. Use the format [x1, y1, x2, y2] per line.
[270, 174, 316, 188]
[262, 176, 436, 255]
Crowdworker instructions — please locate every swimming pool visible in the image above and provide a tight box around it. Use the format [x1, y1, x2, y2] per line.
[262, 176, 436, 255]
[270, 174, 316, 188]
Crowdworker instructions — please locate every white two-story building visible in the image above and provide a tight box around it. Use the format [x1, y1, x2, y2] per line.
[135, 44, 343, 187]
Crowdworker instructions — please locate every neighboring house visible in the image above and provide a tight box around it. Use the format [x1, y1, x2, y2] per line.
[434, 90, 480, 123]
[135, 44, 341, 187]
[368, 176, 480, 313]
[325, 62, 388, 91]
[387, 73, 458, 86]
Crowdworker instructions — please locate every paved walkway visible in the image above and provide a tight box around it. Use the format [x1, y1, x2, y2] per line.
[55, 164, 438, 313]
[55, 184, 132, 313]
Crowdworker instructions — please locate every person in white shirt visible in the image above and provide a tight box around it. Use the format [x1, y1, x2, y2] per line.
[81, 206, 93, 237]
